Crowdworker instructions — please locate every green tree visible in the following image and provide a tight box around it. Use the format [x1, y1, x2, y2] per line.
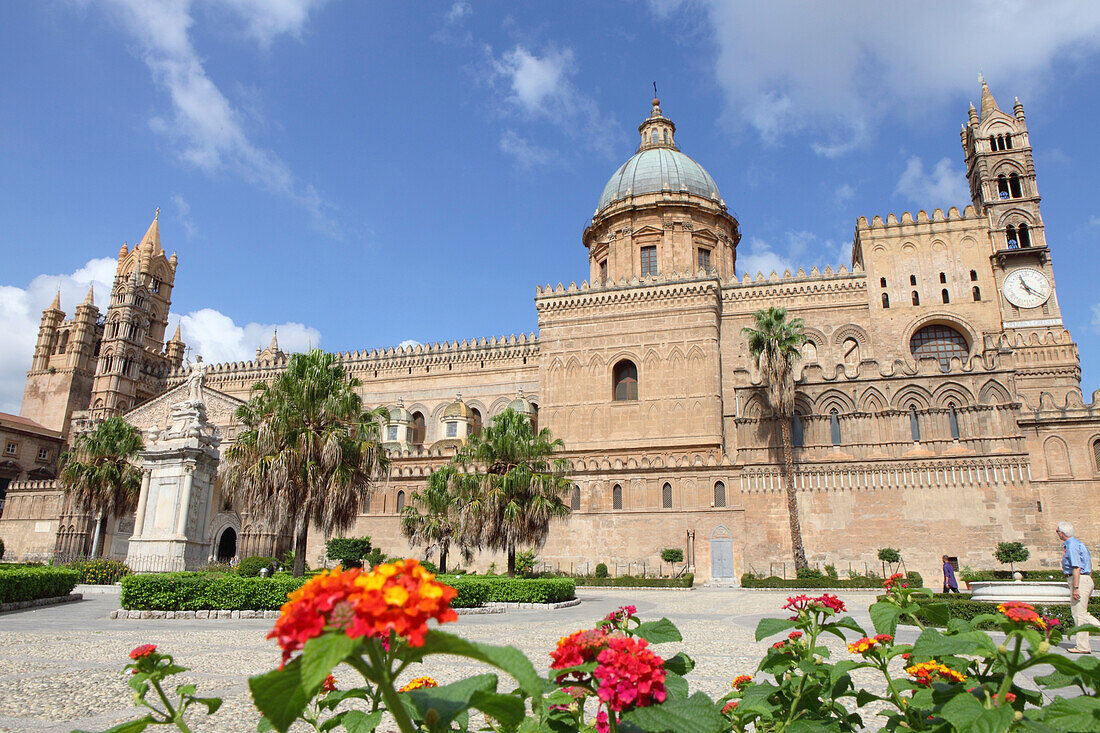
[743, 306, 808, 571]
[401, 466, 471, 574]
[58, 416, 144, 558]
[995, 541, 1030, 571]
[221, 349, 389, 577]
[444, 408, 571, 576]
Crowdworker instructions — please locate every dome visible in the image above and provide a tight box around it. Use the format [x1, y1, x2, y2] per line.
[443, 398, 471, 420]
[507, 391, 536, 416]
[597, 147, 722, 214]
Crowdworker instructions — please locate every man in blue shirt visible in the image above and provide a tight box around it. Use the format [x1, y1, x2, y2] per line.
[1057, 521, 1099, 653]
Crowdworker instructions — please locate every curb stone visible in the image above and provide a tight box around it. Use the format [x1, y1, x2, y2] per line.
[109, 601, 578, 619]
[0, 593, 83, 614]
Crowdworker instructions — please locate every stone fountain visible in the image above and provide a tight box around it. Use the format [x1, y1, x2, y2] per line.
[968, 572, 1069, 604]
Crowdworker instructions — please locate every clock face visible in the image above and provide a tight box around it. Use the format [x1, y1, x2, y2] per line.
[1002, 268, 1052, 309]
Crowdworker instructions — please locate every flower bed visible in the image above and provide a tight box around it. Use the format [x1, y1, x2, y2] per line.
[63, 558, 131, 585]
[575, 573, 694, 588]
[438, 575, 576, 605]
[741, 571, 923, 589]
[903, 593, 1100, 630]
[0, 566, 80, 604]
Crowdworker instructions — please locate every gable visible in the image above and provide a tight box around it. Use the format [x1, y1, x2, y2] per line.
[122, 383, 245, 436]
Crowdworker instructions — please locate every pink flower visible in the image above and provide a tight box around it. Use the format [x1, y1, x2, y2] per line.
[129, 644, 157, 660]
[593, 637, 666, 712]
[596, 709, 610, 733]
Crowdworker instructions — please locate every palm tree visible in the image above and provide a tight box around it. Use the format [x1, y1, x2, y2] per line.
[58, 416, 144, 558]
[221, 349, 389, 577]
[743, 307, 809, 571]
[445, 408, 571, 577]
[401, 465, 471, 573]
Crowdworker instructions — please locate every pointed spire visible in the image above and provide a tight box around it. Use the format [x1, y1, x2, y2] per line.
[637, 91, 677, 151]
[82, 284, 95, 306]
[118, 241, 129, 260]
[48, 288, 61, 312]
[269, 328, 279, 351]
[170, 324, 182, 343]
[138, 208, 162, 253]
[979, 75, 999, 120]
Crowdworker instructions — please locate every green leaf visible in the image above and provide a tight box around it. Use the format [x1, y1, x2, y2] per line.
[301, 633, 360, 694]
[406, 674, 497, 731]
[968, 705, 1015, 733]
[916, 601, 950, 628]
[317, 687, 371, 712]
[619, 693, 725, 733]
[663, 652, 695, 676]
[406, 630, 543, 699]
[911, 629, 996, 659]
[95, 717, 156, 733]
[868, 601, 903, 637]
[664, 671, 689, 699]
[469, 689, 527, 727]
[248, 656, 314, 733]
[633, 618, 683, 644]
[1036, 696, 1100, 732]
[755, 616, 797, 641]
[257, 716, 275, 732]
[940, 692, 985, 729]
[336, 710, 383, 733]
[189, 696, 222, 715]
[175, 683, 197, 697]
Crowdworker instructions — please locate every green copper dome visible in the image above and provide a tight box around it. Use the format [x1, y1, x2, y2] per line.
[597, 146, 721, 214]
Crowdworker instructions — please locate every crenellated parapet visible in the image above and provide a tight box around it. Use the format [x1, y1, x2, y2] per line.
[535, 270, 722, 313]
[1017, 388, 1100, 419]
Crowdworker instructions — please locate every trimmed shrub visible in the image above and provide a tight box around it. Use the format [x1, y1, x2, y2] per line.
[67, 558, 131, 585]
[121, 573, 305, 611]
[962, 569, 1061, 582]
[660, 548, 684, 564]
[438, 575, 576, 604]
[515, 550, 537, 576]
[994, 541, 1030, 570]
[0, 566, 80, 603]
[238, 556, 279, 578]
[420, 560, 438, 574]
[326, 537, 375, 568]
[576, 574, 694, 588]
[877, 548, 901, 564]
[824, 564, 839, 580]
[740, 572, 923, 589]
[796, 567, 823, 580]
[594, 563, 609, 578]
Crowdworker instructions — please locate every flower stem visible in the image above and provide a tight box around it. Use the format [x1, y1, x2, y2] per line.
[364, 641, 418, 733]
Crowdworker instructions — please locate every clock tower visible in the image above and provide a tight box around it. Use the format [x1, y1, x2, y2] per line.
[962, 78, 1079, 404]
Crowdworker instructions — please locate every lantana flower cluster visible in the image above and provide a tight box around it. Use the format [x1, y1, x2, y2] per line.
[847, 634, 893, 655]
[996, 601, 1047, 630]
[782, 593, 846, 614]
[268, 560, 458, 666]
[593, 637, 667, 712]
[398, 676, 439, 692]
[906, 660, 966, 686]
[883, 572, 909, 590]
[550, 628, 610, 674]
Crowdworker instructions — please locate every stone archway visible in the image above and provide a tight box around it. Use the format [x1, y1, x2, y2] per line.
[709, 525, 735, 580]
[216, 527, 237, 562]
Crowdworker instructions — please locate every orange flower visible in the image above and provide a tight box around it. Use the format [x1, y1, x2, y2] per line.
[268, 560, 458, 667]
[731, 674, 753, 689]
[129, 644, 157, 660]
[847, 637, 877, 655]
[399, 676, 439, 692]
[997, 601, 1046, 629]
[321, 674, 337, 694]
[906, 660, 965, 685]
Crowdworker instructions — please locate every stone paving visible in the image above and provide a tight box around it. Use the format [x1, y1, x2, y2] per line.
[0, 588, 1086, 732]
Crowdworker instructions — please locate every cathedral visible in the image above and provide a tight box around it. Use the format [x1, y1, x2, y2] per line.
[2, 81, 1098, 583]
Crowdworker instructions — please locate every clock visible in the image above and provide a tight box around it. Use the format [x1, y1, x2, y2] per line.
[1002, 268, 1052, 309]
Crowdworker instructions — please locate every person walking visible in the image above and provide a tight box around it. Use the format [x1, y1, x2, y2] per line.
[942, 555, 959, 594]
[1056, 521, 1100, 654]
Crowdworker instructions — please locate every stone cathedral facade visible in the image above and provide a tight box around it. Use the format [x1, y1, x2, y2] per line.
[2, 82, 1098, 583]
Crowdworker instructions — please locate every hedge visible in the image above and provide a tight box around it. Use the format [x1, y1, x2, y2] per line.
[961, 570, 1063, 582]
[0, 566, 80, 604]
[121, 573, 306, 611]
[238, 556, 279, 578]
[740, 572, 923, 589]
[906, 594, 1100, 630]
[575, 574, 694, 588]
[439, 576, 577, 604]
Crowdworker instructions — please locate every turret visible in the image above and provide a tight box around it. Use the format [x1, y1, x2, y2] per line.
[31, 291, 64, 371]
[166, 325, 185, 369]
[68, 285, 100, 371]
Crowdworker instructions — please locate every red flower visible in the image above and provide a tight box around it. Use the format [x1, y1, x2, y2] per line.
[722, 700, 739, 715]
[267, 560, 458, 668]
[997, 601, 1046, 629]
[594, 637, 666, 712]
[596, 710, 610, 733]
[874, 634, 893, 644]
[1004, 692, 1017, 704]
[788, 631, 803, 640]
[883, 573, 908, 590]
[550, 628, 609, 671]
[731, 674, 753, 689]
[816, 594, 845, 613]
[321, 674, 337, 693]
[129, 644, 157, 660]
[783, 595, 813, 611]
[604, 605, 638, 623]
[771, 640, 787, 650]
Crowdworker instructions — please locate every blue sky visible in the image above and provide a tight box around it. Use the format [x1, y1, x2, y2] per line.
[3, 1, 1100, 412]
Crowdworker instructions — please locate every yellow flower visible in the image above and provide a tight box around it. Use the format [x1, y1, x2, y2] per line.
[399, 676, 439, 692]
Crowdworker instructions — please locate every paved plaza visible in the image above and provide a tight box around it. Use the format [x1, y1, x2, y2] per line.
[0, 588, 1087, 732]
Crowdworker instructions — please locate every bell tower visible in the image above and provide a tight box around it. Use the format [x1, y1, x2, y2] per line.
[962, 79, 1078, 404]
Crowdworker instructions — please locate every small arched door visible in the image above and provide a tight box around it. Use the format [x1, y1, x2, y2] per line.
[216, 527, 237, 561]
[710, 525, 735, 580]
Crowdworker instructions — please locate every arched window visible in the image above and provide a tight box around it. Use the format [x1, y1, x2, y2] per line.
[842, 337, 859, 366]
[612, 484, 622, 510]
[1006, 225, 1018, 248]
[948, 404, 960, 441]
[396, 491, 405, 513]
[791, 413, 804, 448]
[713, 481, 726, 508]
[909, 324, 969, 368]
[530, 403, 539, 434]
[1005, 134, 1013, 150]
[912, 291, 920, 306]
[882, 293, 890, 309]
[997, 174, 1010, 199]
[939, 272, 947, 284]
[941, 289, 950, 304]
[972, 286, 981, 301]
[1093, 439, 1100, 471]
[58, 330, 69, 354]
[880, 277, 887, 287]
[829, 410, 841, 446]
[909, 406, 921, 442]
[910, 274, 917, 286]
[662, 482, 673, 509]
[988, 135, 996, 150]
[571, 485, 580, 511]
[409, 412, 425, 445]
[970, 270, 978, 281]
[613, 360, 638, 401]
[1018, 223, 1031, 247]
[1009, 173, 1022, 198]
[469, 408, 482, 437]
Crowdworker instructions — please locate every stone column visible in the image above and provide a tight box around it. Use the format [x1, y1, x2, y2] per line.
[132, 469, 151, 537]
[175, 464, 196, 537]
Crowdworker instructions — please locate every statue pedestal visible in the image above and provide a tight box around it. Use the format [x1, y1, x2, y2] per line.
[126, 401, 221, 572]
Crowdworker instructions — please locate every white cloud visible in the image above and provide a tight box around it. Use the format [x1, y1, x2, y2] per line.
[738, 237, 793, 278]
[170, 308, 321, 364]
[445, 1, 470, 23]
[171, 193, 197, 238]
[1087, 215, 1100, 228]
[835, 183, 855, 206]
[0, 259, 117, 413]
[102, 0, 336, 234]
[499, 130, 556, 168]
[398, 339, 422, 350]
[488, 44, 619, 162]
[679, 1, 1100, 154]
[738, 231, 849, 279]
[895, 156, 970, 208]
